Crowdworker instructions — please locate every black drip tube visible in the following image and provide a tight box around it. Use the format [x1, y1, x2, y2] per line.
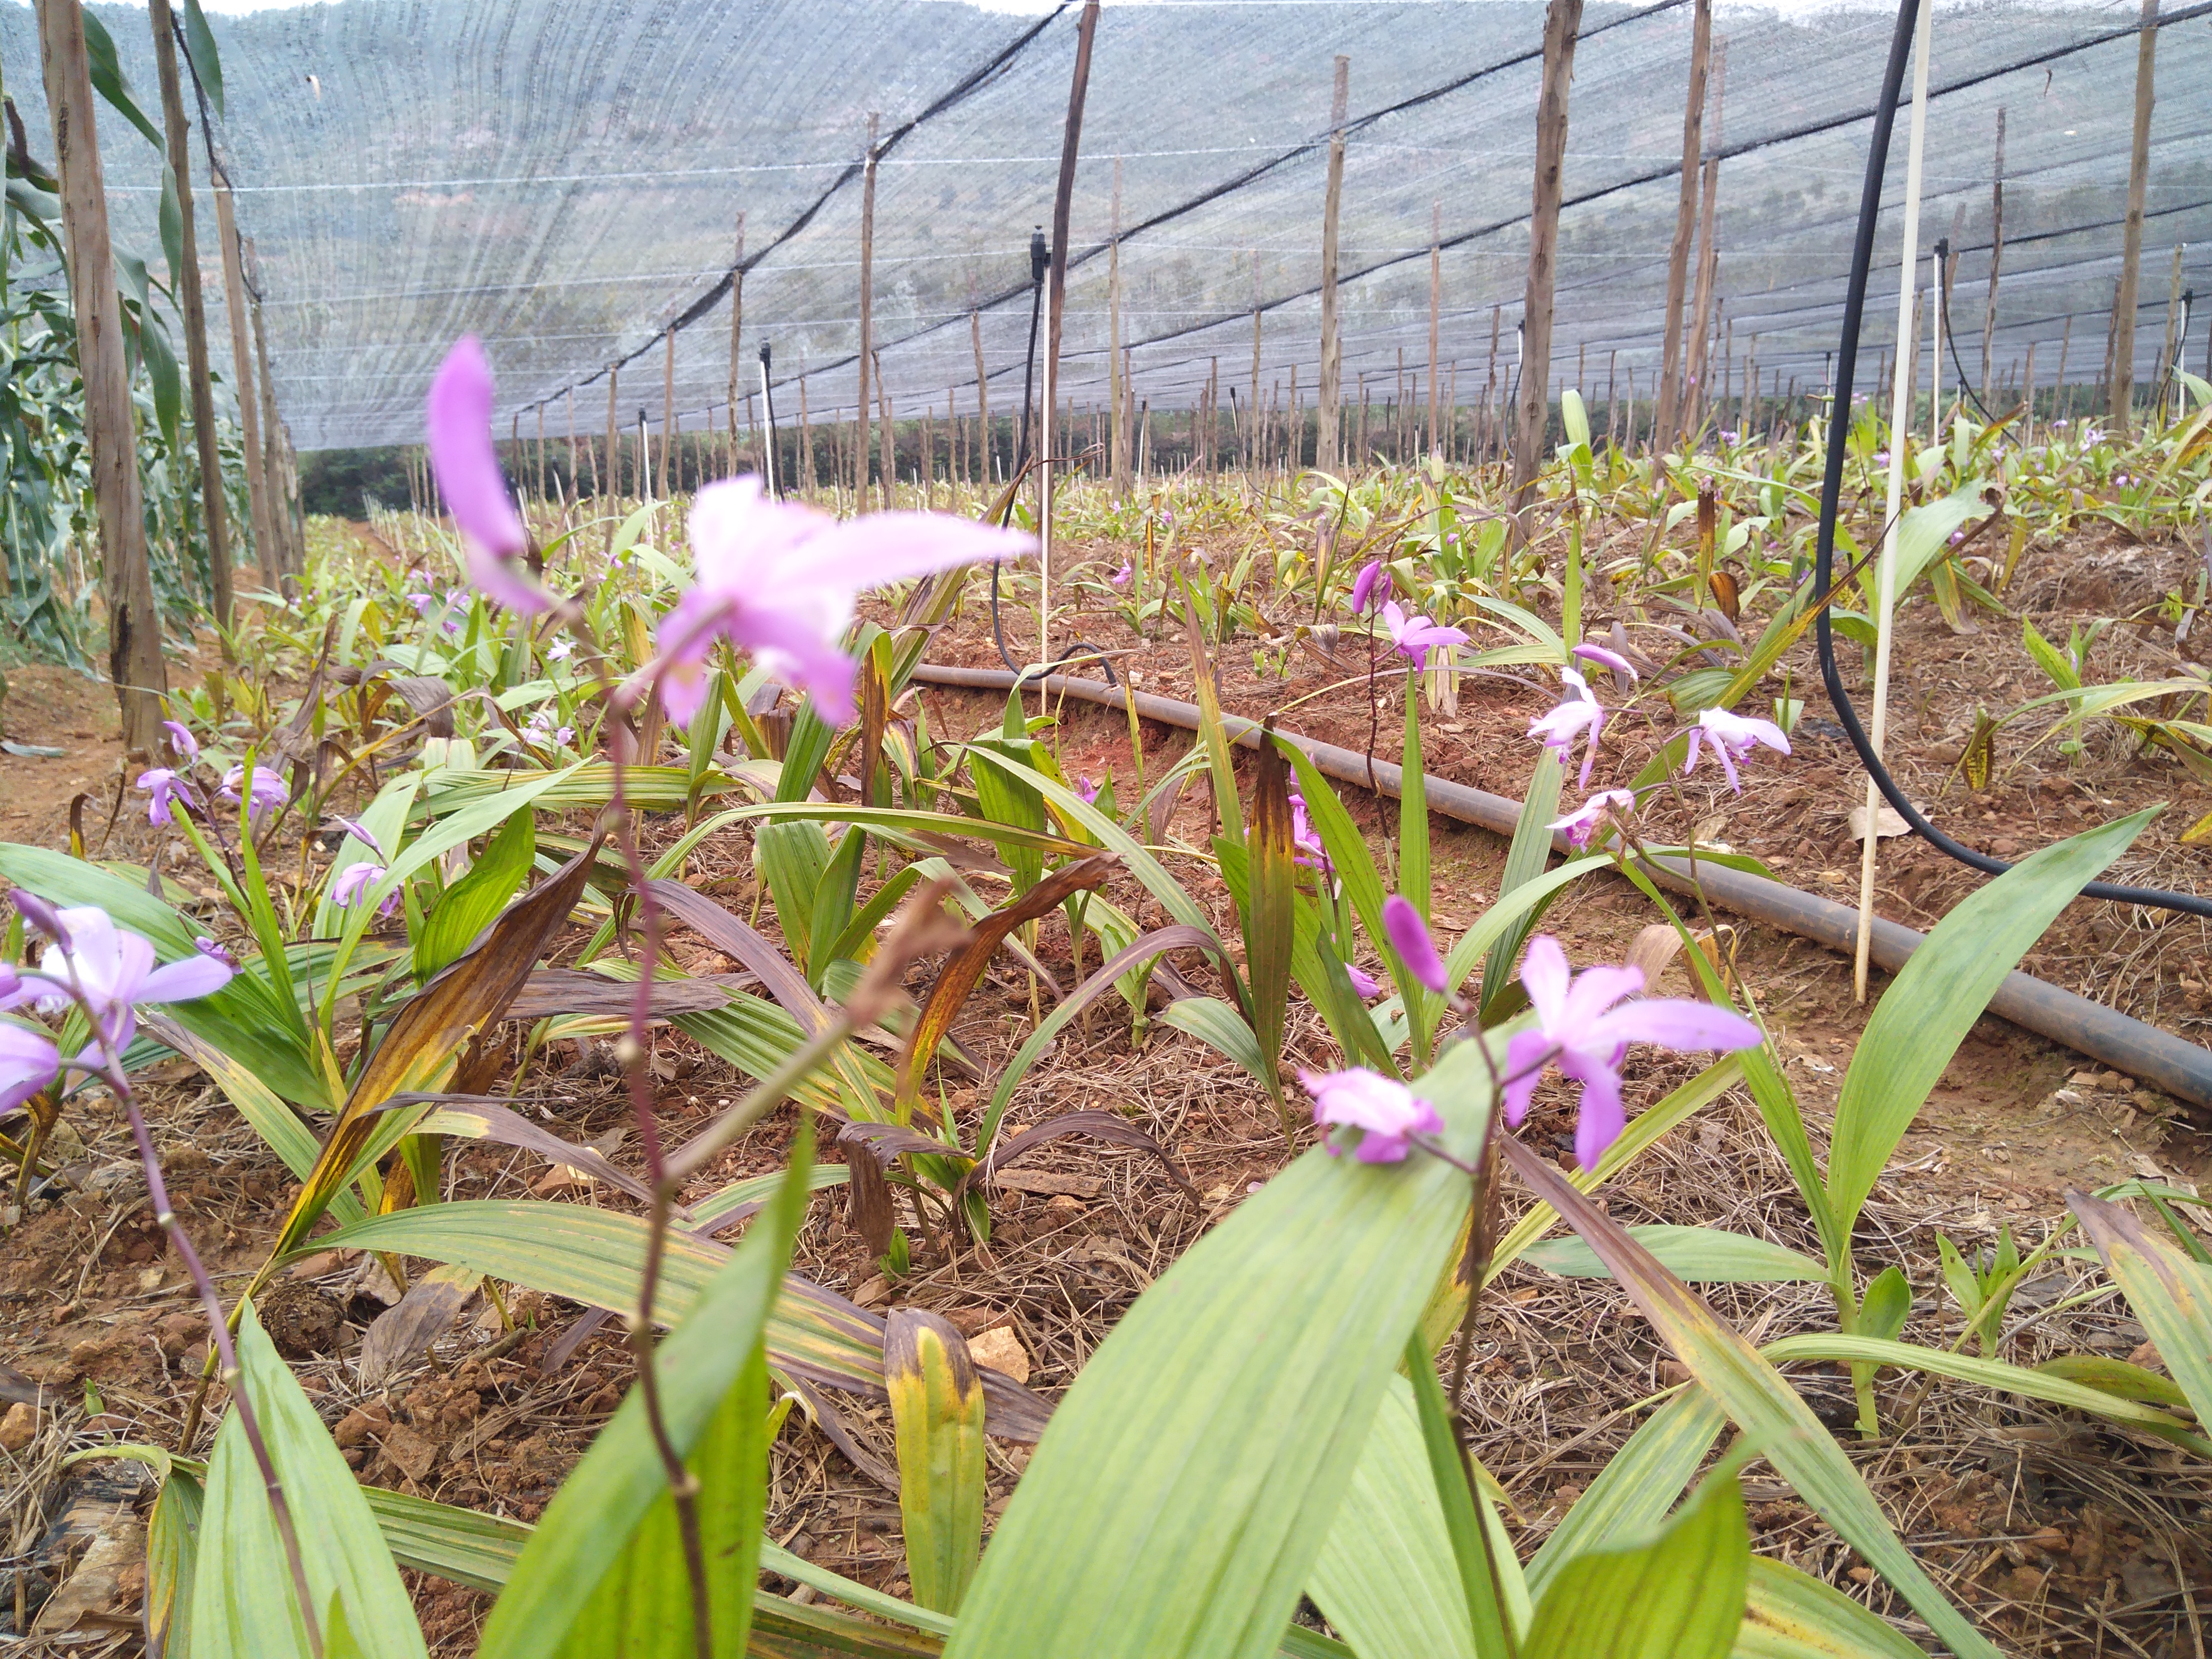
[910, 660, 2212, 1112]
[1810, 0, 2212, 921]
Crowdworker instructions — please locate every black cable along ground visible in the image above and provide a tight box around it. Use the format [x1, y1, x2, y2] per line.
[1811, 0, 2212, 922]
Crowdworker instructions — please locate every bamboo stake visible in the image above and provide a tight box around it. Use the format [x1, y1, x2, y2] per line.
[1109, 158, 1127, 496]
[604, 368, 619, 537]
[1041, 0, 1102, 682]
[1854, 0, 1933, 1003]
[1249, 250, 1262, 472]
[970, 309, 989, 486]
[245, 242, 294, 590]
[1980, 110, 2005, 403]
[1656, 0, 1713, 448]
[1427, 201, 1442, 462]
[148, 0, 232, 633]
[1317, 55, 1349, 473]
[2159, 242, 2184, 417]
[1512, 0, 1584, 510]
[727, 210, 744, 478]
[38, 0, 166, 748]
[799, 374, 814, 495]
[658, 328, 675, 498]
[856, 112, 879, 510]
[876, 353, 894, 509]
[566, 389, 578, 524]
[2110, 0, 2158, 428]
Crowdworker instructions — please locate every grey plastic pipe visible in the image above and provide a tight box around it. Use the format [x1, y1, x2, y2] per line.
[912, 662, 2212, 1111]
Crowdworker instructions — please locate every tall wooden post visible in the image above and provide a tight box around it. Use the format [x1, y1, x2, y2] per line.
[213, 180, 274, 590]
[1109, 158, 1128, 495]
[799, 374, 814, 494]
[1683, 39, 1725, 440]
[658, 328, 675, 498]
[1316, 55, 1349, 473]
[856, 113, 880, 509]
[1249, 250, 1263, 471]
[602, 370, 619, 546]
[245, 240, 294, 590]
[1980, 109, 2005, 403]
[1512, 0, 1585, 509]
[2159, 243, 2184, 419]
[37, 0, 166, 748]
[2111, 0, 2158, 428]
[1656, 0, 1713, 448]
[1041, 0, 1102, 675]
[1427, 202, 1442, 460]
[148, 0, 232, 632]
[726, 210, 745, 480]
[969, 310, 990, 485]
[876, 354, 895, 509]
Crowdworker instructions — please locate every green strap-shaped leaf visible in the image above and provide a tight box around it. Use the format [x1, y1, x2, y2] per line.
[1405, 1334, 1526, 1657]
[1523, 1226, 1827, 1285]
[2068, 1193, 2212, 1432]
[1479, 744, 1563, 1022]
[886, 1311, 988, 1614]
[1735, 1556, 1930, 1659]
[180, 0, 225, 115]
[1826, 810, 2154, 1237]
[1242, 735, 1297, 1108]
[476, 1141, 812, 1658]
[1526, 1386, 1728, 1605]
[1502, 1137, 2000, 1659]
[190, 1303, 428, 1659]
[940, 1037, 1496, 1659]
[147, 1469, 205, 1659]
[1522, 1461, 1748, 1659]
[1158, 995, 1271, 1087]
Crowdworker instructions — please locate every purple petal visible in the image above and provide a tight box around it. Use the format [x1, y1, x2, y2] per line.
[162, 719, 199, 761]
[1350, 559, 1385, 614]
[136, 952, 235, 1006]
[426, 338, 549, 614]
[1568, 1063, 1627, 1170]
[1501, 1029, 1551, 1126]
[1352, 1130, 1413, 1163]
[11, 892, 69, 947]
[0, 1025, 62, 1113]
[1593, 998, 1762, 1054]
[1381, 895, 1448, 994]
[1519, 935, 1571, 1026]
[1345, 962, 1380, 1000]
[1570, 642, 1637, 680]
[465, 540, 552, 616]
[798, 510, 1030, 595]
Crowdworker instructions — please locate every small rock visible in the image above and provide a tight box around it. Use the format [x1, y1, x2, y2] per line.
[2094, 1070, 2130, 1092]
[334, 1408, 382, 1449]
[0, 1400, 38, 1452]
[1043, 1195, 1085, 1214]
[968, 1325, 1029, 1386]
[850, 1276, 889, 1309]
[379, 1423, 440, 1483]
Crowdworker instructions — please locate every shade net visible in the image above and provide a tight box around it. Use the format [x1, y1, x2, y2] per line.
[4, 0, 2209, 452]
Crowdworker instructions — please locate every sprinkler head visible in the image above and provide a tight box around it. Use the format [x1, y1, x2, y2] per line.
[759, 341, 773, 371]
[1029, 227, 1049, 287]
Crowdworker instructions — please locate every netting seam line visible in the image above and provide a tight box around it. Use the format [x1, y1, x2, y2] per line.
[513, 1, 1076, 415]
[1058, 0, 2212, 378]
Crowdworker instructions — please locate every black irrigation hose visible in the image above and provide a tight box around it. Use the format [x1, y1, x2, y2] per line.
[1933, 239, 2005, 429]
[1811, 0, 2212, 923]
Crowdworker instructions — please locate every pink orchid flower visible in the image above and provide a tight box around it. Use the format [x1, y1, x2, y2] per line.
[1547, 789, 1636, 850]
[1287, 786, 1328, 869]
[136, 767, 199, 826]
[1529, 667, 1605, 789]
[2, 901, 234, 1054]
[1110, 562, 1133, 588]
[1502, 935, 1761, 1169]
[1381, 894, 1449, 995]
[655, 477, 1028, 726]
[1350, 559, 1390, 615]
[426, 337, 551, 615]
[220, 764, 288, 824]
[331, 861, 398, 916]
[1380, 601, 1468, 671]
[1301, 1067, 1444, 1163]
[1344, 961, 1381, 1000]
[1076, 776, 1101, 805]
[0, 1021, 61, 1113]
[162, 720, 198, 762]
[1682, 706, 1791, 794]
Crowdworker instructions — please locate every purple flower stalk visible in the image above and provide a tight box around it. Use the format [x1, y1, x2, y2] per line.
[1301, 1067, 1444, 1162]
[1547, 789, 1636, 850]
[1529, 667, 1606, 790]
[426, 337, 551, 615]
[1, 903, 234, 1054]
[220, 764, 288, 824]
[1502, 935, 1762, 1169]
[654, 479, 1029, 726]
[1381, 894, 1449, 995]
[1380, 601, 1468, 671]
[1681, 706, 1791, 794]
[136, 767, 199, 826]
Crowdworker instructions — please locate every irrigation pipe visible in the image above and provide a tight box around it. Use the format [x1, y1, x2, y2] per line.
[911, 661, 2212, 1111]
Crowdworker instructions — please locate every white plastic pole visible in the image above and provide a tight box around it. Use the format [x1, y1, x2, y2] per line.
[1854, 0, 1933, 1002]
[1040, 284, 1055, 680]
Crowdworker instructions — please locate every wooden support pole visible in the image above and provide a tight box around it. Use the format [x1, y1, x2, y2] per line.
[799, 374, 814, 494]
[1316, 55, 1349, 474]
[214, 180, 274, 590]
[148, 0, 232, 633]
[727, 210, 745, 481]
[2158, 242, 2184, 417]
[856, 112, 880, 509]
[1656, 0, 1713, 448]
[658, 328, 675, 498]
[2111, 0, 2158, 428]
[1512, 0, 1584, 510]
[1683, 38, 1725, 441]
[1040, 0, 1101, 672]
[37, 0, 166, 748]
[969, 311, 990, 485]
[245, 240, 294, 589]
[1427, 201, 1442, 461]
[1109, 158, 1128, 496]
[1981, 108, 2005, 404]
[876, 353, 895, 510]
[602, 368, 619, 546]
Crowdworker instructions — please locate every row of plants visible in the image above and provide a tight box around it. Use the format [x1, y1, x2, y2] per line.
[1, 334, 2207, 1657]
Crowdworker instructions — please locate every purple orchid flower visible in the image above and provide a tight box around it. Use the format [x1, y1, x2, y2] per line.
[194, 936, 238, 970]
[1110, 562, 1134, 588]
[220, 764, 288, 824]
[0, 1023, 61, 1113]
[1570, 642, 1638, 683]
[1344, 962, 1381, 1000]
[1380, 601, 1468, 671]
[331, 861, 398, 916]
[1682, 706, 1791, 794]
[546, 637, 575, 662]
[2, 903, 235, 1053]
[1381, 894, 1449, 995]
[1530, 667, 1606, 789]
[1502, 935, 1762, 1170]
[654, 477, 1028, 727]
[1300, 1067, 1444, 1163]
[407, 591, 438, 616]
[1350, 559, 1390, 615]
[426, 337, 551, 615]
[1077, 776, 1101, 805]
[1288, 786, 1328, 870]
[162, 720, 198, 763]
[1547, 789, 1636, 850]
[136, 767, 199, 826]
